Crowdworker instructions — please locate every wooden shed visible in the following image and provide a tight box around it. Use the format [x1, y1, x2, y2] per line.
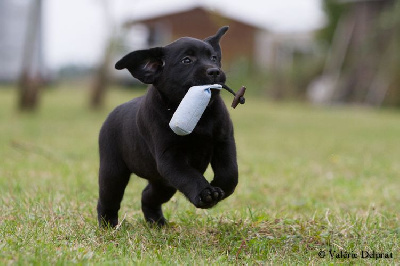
[122, 6, 269, 69]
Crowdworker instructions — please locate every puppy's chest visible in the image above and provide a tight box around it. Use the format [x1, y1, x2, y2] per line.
[179, 138, 214, 168]
[190, 112, 220, 137]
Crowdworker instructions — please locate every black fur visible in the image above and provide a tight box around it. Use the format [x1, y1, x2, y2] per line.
[97, 26, 238, 227]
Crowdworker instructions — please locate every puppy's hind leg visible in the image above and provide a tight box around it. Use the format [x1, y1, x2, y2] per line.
[141, 182, 177, 226]
[97, 159, 131, 228]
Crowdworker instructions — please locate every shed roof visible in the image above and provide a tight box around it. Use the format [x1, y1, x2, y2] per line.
[123, 3, 267, 31]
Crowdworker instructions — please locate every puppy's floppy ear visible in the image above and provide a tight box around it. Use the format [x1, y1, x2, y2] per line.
[204, 26, 229, 58]
[115, 47, 164, 84]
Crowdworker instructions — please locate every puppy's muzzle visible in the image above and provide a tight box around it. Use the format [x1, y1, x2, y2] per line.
[206, 68, 221, 79]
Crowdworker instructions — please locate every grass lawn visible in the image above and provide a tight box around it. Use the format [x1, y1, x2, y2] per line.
[1, 85, 399, 264]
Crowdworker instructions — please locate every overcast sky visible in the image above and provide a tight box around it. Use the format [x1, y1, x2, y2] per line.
[43, 0, 324, 68]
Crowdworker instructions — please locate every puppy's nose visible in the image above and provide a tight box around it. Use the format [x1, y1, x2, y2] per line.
[207, 68, 220, 78]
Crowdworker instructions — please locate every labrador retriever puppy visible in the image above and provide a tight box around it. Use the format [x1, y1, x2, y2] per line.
[97, 26, 238, 227]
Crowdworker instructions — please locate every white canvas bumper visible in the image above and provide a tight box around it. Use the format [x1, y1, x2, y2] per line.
[169, 84, 222, 136]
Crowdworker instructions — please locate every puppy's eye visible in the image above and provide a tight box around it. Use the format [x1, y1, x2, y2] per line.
[181, 57, 193, 64]
[211, 56, 218, 62]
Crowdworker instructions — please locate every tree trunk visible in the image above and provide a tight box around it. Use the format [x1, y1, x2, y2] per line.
[89, 0, 115, 110]
[18, 0, 43, 111]
[89, 39, 113, 109]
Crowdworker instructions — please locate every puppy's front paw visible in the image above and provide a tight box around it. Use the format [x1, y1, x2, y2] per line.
[195, 187, 225, 209]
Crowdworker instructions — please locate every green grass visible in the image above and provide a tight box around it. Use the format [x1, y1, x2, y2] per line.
[1, 85, 399, 264]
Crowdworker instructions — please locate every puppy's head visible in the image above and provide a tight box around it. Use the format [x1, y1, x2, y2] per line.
[115, 26, 229, 104]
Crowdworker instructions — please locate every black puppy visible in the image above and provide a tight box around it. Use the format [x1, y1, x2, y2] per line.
[97, 26, 238, 227]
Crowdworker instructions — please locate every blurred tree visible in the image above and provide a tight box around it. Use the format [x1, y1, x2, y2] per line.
[316, 0, 347, 44]
[309, 0, 399, 107]
[90, 39, 114, 109]
[317, 0, 347, 44]
[18, 0, 44, 111]
[371, 0, 400, 106]
[89, 0, 115, 109]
